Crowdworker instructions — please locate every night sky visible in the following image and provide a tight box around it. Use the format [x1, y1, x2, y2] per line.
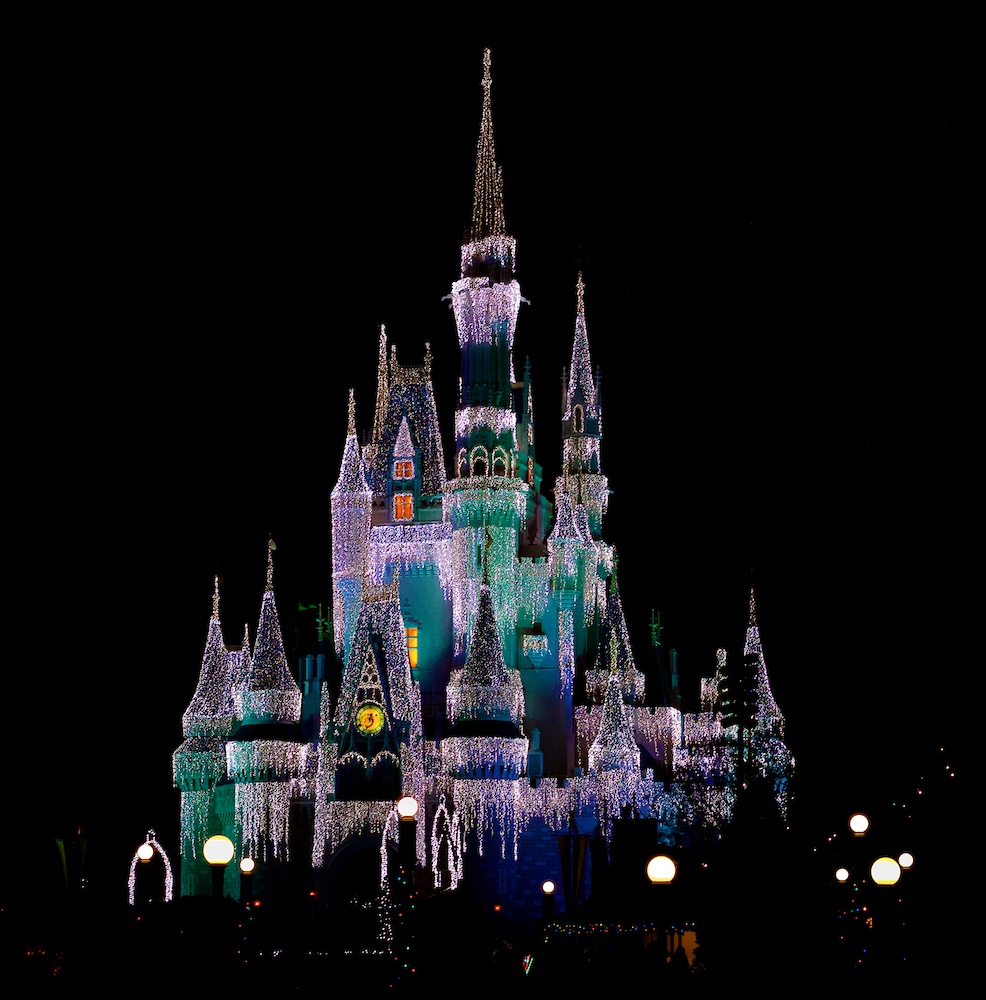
[12, 17, 971, 898]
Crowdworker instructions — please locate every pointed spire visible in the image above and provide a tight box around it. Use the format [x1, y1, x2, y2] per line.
[749, 579, 758, 626]
[565, 272, 597, 419]
[237, 539, 301, 725]
[447, 583, 524, 725]
[588, 671, 639, 774]
[332, 389, 372, 497]
[371, 325, 389, 446]
[471, 47, 506, 241]
[181, 575, 235, 737]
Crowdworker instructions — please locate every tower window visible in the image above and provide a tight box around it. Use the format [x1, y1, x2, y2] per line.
[394, 493, 414, 521]
[573, 404, 584, 434]
[394, 459, 414, 480]
[406, 627, 418, 669]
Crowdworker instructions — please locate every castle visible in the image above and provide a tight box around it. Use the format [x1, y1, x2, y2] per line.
[172, 49, 793, 932]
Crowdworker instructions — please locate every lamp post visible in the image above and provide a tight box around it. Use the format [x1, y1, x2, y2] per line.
[239, 856, 256, 903]
[393, 795, 419, 983]
[541, 879, 556, 922]
[203, 834, 235, 899]
[646, 855, 678, 965]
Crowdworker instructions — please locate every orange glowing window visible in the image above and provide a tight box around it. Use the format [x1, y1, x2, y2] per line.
[406, 627, 418, 669]
[394, 460, 414, 480]
[394, 493, 414, 521]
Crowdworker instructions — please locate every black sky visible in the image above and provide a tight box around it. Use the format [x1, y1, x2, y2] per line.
[12, 17, 972, 891]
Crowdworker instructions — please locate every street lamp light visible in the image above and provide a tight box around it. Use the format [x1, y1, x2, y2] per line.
[392, 795, 419, 985]
[849, 813, 869, 836]
[203, 834, 235, 899]
[870, 856, 902, 886]
[541, 879, 556, 921]
[646, 855, 677, 884]
[239, 856, 256, 902]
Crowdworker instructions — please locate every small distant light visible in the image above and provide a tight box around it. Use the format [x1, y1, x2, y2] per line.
[239, 857, 256, 874]
[541, 880, 555, 895]
[137, 842, 154, 863]
[898, 852, 914, 869]
[835, 867, 850, 882]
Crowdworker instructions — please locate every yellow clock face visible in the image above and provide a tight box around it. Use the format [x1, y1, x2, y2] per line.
[355, 703, 385, 736]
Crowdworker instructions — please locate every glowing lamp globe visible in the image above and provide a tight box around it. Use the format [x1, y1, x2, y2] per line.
[835, 867, 850, 883]
[849, 813, 869, 835]
[870, 856, 901, 886]
[646, 855, 677, 884]
[203, 835, 235, 867]
[396, 795, 419, 820]
[898, 852, 914, 869]
[137, 842, 155, 863]
[541, 879, 555, 895]
[239, 857, 256, 874]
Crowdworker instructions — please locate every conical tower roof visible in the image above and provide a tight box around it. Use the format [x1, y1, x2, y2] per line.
[565, 274, 598, 420]
[181, 575, 235, 738]
[234, 539, 302, 727]
[447, 582, 524, 731]
[744, 585, 785, 738]
[588, 671, 640, 775]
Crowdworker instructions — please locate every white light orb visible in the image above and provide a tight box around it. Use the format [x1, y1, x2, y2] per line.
[835, 867, 850, 882]
[646, 855, 677, 884]
[870, 857, 901, 885]
[239, 857, 256, 874]
[541, 879, 555, 895]
[396, 795, 419, 820]
[203, 835, 235, 867]
[898, 852, 914, 869]
[849, 813, 869, 835]
[137, 842, 155, 863]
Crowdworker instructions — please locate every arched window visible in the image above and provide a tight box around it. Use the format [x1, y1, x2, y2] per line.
[470, 446, 489, 476]
[457, 448, 468, 478]
[573, 404, 584, 434]
[492, 446, 508, 477]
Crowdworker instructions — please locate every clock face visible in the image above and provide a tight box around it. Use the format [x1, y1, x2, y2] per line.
[355, 702, 385, 736]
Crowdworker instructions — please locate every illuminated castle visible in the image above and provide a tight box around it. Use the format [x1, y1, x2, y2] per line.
[172, 50, 794, 928]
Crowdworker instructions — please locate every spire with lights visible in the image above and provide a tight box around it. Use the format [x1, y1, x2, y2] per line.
[173, 575, 235, 869]
[331, 387, 373, 662]
[559, 274, 609, 540]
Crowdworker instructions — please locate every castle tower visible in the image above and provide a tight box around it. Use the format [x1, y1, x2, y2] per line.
[226, 540, 307, 865]
[444, 579, 527, 856]
[447, 48, 528, 667]
[331, 387, 372, 666]
[313, 575, 425, 866]
[173, 575, 235, 896]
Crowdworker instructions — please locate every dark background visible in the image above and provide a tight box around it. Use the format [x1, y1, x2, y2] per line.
[11, 14, 971, 901]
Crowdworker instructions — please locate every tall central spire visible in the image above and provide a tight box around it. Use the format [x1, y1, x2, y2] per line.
[471, 48, 506, 242]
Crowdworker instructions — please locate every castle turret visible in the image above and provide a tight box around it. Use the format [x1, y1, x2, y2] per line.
[173, 575, 235, 888]
[559, 274, 609, 539]
[331, 388, 372, 664]
[447, 48, 528, 664]
[227, 539, 307, 862]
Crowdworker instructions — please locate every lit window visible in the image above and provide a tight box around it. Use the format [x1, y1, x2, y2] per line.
[394, 494, 414, 521]
[573, 404, 584, 433]
[394, 460, 414, 479]
[406, 628, 418, 669]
